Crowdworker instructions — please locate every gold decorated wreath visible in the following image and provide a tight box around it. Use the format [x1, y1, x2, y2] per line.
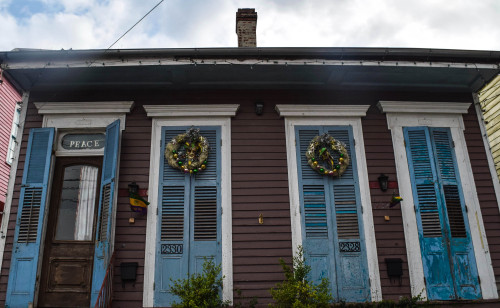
[305, 133, 350, 177]
[165, 128, 209, 175]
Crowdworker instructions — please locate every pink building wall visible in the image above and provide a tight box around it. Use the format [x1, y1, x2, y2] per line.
[0, 70, 21, 205]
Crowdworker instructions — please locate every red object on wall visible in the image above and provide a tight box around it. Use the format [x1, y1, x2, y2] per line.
[369, 181, 399, 190]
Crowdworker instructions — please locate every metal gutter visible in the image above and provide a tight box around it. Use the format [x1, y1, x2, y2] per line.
[1, 47, 500, 66]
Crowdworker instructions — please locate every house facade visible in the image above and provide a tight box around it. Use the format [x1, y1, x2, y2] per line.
[0, 44, 500, 307]
[0, 70, 22, 266]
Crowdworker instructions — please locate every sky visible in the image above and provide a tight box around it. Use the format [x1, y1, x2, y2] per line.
[0, 0, 499, 52]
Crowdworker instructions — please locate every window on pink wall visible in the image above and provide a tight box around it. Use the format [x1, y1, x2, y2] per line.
[6, 104, 21, 165]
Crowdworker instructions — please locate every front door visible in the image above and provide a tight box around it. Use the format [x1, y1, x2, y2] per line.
[38, 156, 102, 307]
[154, 126, 222, 306]
[295, 126, 370, 302]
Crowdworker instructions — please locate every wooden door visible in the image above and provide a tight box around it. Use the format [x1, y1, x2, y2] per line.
[404, 127, 481, 300]
[38, 156, 102, 307]
[154, 126, 222, 307]
[295, 126, 370, 302]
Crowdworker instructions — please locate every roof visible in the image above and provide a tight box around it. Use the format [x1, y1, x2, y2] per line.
[1, 47, 499, 93]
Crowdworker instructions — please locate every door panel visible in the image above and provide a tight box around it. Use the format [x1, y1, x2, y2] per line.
[154, 126, 222, 307]
[404, 127, 481, 300]
[295, 126, 370, 302]
[38, 157, 102, 308]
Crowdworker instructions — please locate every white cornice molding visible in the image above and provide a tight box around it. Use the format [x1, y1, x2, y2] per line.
[143, 104, 240, 117]
[34, 101, 134, 114]
[275, 104, 370, 117]
[377, 101, 471, 114]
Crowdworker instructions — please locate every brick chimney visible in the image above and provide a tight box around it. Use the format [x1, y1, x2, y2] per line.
[236, 8, 257, 47]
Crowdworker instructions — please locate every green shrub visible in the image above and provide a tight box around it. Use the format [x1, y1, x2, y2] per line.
[169, 258, 229, 308]
[269, 246, 334, 307]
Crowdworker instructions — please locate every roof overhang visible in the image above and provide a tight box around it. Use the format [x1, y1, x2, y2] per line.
[1, 47, 499, 93]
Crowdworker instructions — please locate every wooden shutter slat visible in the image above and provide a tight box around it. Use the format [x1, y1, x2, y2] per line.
[334, 185, 359, 239]
[161, 186, 185, 241]
[303, 185, 328, 238]
[444, 185, 467, 238]
[194, 186, 217, 241]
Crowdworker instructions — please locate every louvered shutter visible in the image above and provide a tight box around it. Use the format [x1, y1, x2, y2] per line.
[295, 126, 370, 302]
[155, 127, 221, 307]
[189, 128, 221, 273]
[6, 128, 54, 307]
[327, 127, 369, 302]
[404, 127, 480, 300]
[91, 120, 121, 304]
[430, 128, 481, 299]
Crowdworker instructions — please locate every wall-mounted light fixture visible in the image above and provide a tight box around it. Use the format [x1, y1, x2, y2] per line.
[255, 102, 264, 115]
[128, 182, 139, 195]
[378, 174, 389, 192]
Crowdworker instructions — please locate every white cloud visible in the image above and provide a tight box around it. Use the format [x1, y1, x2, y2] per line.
[0, 0, 499, 51]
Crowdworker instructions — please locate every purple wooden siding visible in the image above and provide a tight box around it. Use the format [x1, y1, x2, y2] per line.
[0, 74, 21, 203]
[362, 106, 412, 300]
[1, 91, 500, 307]
[231, 101, 291, 306]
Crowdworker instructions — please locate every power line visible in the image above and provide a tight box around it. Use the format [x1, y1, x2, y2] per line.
[106, 0, 165, 50]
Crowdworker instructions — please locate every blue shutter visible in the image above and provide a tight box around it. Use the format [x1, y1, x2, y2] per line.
[6, 128, 55, 308]
[404, 127, 481, 300]
[295, 126, 370, 302]
[154, 127, 221, 307]
[430, 128, 481, 299]
[327, 127, 370, 302]
[91, 120, 121, 304]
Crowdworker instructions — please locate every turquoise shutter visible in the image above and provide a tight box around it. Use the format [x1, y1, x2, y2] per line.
[295, 126, 370, 302]
[154, 127, 221, 307]
[404, 127, 480, 300]
[6, 128, 55, 308]
[91, 120, 121, 304]
[430, 128, 481, 299]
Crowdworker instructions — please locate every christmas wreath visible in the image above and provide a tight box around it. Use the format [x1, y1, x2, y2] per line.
[305, 133, 350, 177]
[165, 128, 209, 175]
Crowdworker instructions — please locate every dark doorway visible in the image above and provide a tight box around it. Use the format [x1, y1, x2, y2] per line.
[38, 156, 102, 307]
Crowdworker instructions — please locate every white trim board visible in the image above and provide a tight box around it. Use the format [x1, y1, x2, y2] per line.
[142, 110, 236, 307]
[380, 102, 498, 300]
[277, 104, 382, 302]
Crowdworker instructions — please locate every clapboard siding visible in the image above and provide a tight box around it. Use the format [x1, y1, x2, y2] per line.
[479, 75, 500, 179]
[231, 100, 291, 306]
[1, 89, 500, 307]
[362, 106, 411, 300]
[0, 73, 20, 203]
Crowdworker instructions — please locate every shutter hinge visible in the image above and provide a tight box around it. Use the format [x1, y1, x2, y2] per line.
[423, 277, 427, 285]
[368, 278, 371, 287]
[294, 139, 296, 146]
[353, 139, 356, 146]
[452, 141, 455, 148]
[414, 204, 417, 213]
[361, 206, 364, 214]
[478, 276, 481, 284]
[220, 139, 222, 146]
[153, 282, 155, 290]
[403, 140, 406, 147]
[156, 207, 158, 215]
[465, 205, 468, 213]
